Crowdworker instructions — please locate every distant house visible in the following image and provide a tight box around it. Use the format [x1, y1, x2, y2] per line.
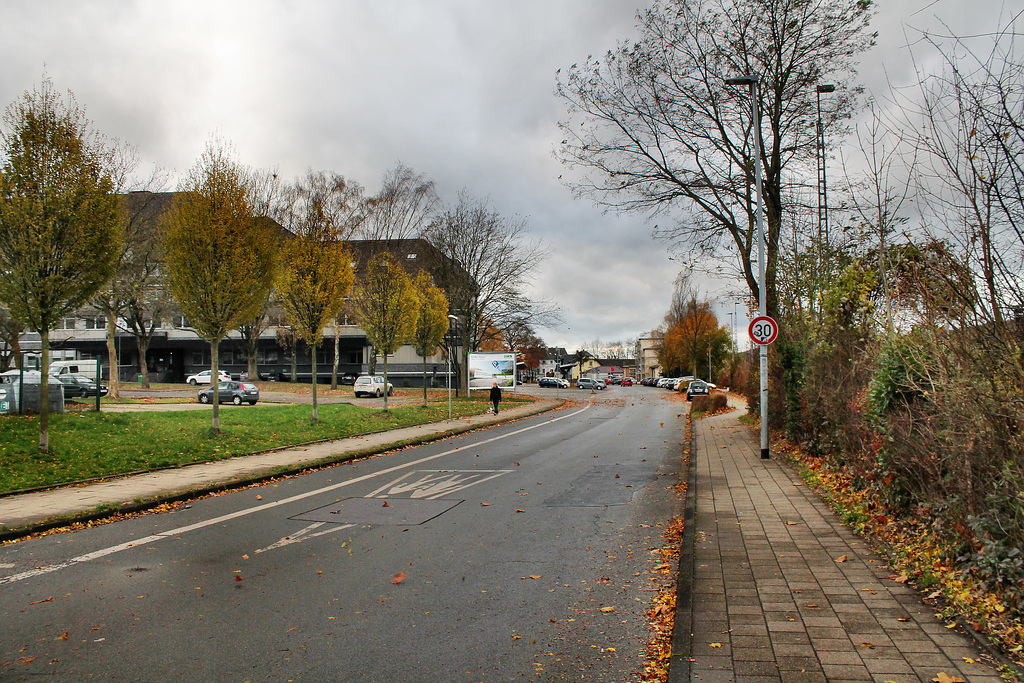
[538, 347, 568, 378]
[16, 193, 470, 387]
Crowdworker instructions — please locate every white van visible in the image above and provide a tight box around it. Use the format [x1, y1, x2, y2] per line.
[48, 360, 99, 380]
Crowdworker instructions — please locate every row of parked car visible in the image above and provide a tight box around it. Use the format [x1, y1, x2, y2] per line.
[638, 376, 712, 400]
[536, 375, 636, 390]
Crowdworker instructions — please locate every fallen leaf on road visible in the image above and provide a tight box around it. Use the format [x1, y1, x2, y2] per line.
[481, 502, 490, 506]
[600, 606, 615, 613]
[528, 575, 542, 580]
[18, 657, 36, 665]
[391, 572, 407, 584]
[234, 576, 243, 582]
[29, 597, 54, 605]
[56, 632, 68, 640]
[515, 509, 525, 513]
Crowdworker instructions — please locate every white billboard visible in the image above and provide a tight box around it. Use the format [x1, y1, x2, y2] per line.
[467, 352, 516, 391]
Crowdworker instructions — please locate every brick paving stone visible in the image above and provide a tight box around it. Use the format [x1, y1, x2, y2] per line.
[672, 408, 1008, 683]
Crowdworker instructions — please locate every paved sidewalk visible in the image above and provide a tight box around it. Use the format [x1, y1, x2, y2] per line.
[0, 398, 558, 538]
[670, 407, 1008, 682]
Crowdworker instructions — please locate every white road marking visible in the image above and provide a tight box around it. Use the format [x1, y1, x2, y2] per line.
[254, 522, 355, 554]
[0, 405, 591, 586]
[366, 469, 512, 499]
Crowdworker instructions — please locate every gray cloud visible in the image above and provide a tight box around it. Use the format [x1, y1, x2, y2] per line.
[0, 0, 1007, 352]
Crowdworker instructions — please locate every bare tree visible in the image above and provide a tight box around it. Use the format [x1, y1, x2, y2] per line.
[424, 192, 559, 395]
[556, 0, 874, 316]
[360, 163, 439, 242]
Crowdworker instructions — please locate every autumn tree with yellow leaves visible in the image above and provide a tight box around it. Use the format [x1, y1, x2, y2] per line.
[0, 79, 121, 452]
[162, 140, 278, 434]
[352, 254, 418, 411]
[410, 271, 449, 406]
[278, 214, 355, 422]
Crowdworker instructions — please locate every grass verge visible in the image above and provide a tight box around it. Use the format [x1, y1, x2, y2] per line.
[0, 396, 527, 495]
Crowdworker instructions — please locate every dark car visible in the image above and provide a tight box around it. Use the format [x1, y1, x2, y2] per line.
[340, 372, 359, 385]
[57, 374, 109, 398]
[198, 381, 260, 405]
[538, 376, 568, 388]
[686, 380, 710, 401]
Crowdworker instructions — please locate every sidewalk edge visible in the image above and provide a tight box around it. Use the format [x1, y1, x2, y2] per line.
[667, 411, 697, 682]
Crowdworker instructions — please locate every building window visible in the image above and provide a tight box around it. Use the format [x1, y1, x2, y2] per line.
[174, 315, 190, 328]
[84, 317, 106, 330]
[60, 318, 77, 330]
[192, 352, 204, 365]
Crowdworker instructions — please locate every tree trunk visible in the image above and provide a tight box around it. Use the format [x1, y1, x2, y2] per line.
[422, 355, 428, 407]
[138, 335, 151, 388]
[211, 339, 221, 434]
[39, 327, 50, 453]
[290, 343, 297, 382]
[383, 355, 390, 411]
[311, 342, 319, 422]
[331, 327, 340, 390]
[106, 310, 120, 399]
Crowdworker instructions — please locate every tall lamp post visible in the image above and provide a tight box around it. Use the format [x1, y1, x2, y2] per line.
[447, 314, 459, 421]
[816, 84, 836, 246]
[725, 74, 771, 459]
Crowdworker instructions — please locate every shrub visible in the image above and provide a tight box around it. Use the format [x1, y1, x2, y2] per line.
[691, 393, 727, 413]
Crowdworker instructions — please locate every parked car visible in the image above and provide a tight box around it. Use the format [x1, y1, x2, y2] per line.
[340, 372, 360, 385]
[656, 377, 675, 388]
[620, 377, 633, 386]
[57, 374, 108, 398]
[576, 377, 605, 390]
[353, 375, 394, 398]
[686, 380, 710, 401]
[538, 376, 569, 388]
[197, 381, 260, 405]
[186, 370, 231, 385]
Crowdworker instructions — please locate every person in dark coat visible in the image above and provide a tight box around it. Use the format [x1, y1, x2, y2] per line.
[489, 382, 502, 414]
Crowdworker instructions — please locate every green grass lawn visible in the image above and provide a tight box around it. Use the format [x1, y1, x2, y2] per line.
[0, 396, 529, 495]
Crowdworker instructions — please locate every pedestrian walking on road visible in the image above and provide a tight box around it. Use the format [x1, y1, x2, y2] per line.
[489, 382, 502, 414]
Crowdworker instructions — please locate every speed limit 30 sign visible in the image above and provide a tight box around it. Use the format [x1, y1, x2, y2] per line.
[748, 315, 779, 345]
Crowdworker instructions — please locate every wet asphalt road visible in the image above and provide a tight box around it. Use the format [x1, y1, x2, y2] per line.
[0, 386, 687, 681]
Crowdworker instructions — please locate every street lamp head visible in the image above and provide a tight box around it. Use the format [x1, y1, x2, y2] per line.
[447, 314, 459, 321]
[725, 75, 758, 86]
[816, 84, 836, 93]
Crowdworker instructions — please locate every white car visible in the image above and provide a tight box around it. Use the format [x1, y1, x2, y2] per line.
[186, 369, 232, 385]
[353, 375, 394, 398]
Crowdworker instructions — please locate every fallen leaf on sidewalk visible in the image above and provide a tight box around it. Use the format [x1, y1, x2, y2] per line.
[786, 521, 799, 526]
[709, 642, 723, 648]
[894, 572, 910, 583]
[835, 555, 848, 563]
[932, 674, 965, 683]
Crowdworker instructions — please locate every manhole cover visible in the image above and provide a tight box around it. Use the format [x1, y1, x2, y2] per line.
[292, 497, 462, 526]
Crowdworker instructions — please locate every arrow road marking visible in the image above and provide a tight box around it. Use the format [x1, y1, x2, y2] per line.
[0, 405, 591, 586]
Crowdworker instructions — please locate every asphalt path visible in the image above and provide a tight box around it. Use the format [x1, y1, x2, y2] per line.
[0, 386, 687, 681]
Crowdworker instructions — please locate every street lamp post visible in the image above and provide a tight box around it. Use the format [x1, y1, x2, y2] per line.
[816, 84, 836, 246]
[447, 314, 459, 421]
[726, 74, 771, 459]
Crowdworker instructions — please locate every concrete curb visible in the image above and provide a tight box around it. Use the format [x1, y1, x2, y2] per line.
[0, 398, 562, 543]
[667, 411, 698, 682]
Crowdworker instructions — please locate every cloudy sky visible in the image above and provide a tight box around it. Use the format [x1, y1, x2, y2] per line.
[0, 0, 1006, 352]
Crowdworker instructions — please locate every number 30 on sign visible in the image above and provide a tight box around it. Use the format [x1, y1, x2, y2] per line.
[748, 316, 779, 345]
